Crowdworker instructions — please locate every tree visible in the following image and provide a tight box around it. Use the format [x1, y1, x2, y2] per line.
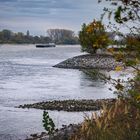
[0, 29, 79, 44]
[1, 29, 12, 41]
[71, 1, 140, 139]
[98, 0, 140, 113]
[47, 29, 79, 44]
[79, 20, 110, 54]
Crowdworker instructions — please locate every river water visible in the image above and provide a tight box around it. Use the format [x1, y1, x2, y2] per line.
[0, 44, 122, 140]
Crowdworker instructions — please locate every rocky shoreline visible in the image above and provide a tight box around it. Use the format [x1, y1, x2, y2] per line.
[18, 99, 116, 112]
[53, 54, 123, 70]
[25, 99, 116, 140]
[23, 54, 120, 139]
[19, 99, 115, 140]
[18, 99, 116, 139]
[26, 124, 81, 140]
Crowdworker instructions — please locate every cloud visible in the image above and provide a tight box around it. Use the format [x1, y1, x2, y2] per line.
[0, 0, 106, 35]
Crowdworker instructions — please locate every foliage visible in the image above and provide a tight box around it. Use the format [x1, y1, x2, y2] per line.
[99, 0, 140, 25]
[42, 111, 55, 135]
[0, 29, 79, 44]
[99, 0, 140, 100]
[70, 99, 140, 140]
[79, 20, 110, 54]
[0, 29, 51, 44]
[99, 0, 140, 61]
[71, 0, 140, 140]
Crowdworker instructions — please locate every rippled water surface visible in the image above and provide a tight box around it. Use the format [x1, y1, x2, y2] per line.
[0, 44, 118, 139]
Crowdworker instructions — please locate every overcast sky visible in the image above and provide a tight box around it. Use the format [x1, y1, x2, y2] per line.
[0, 0, 109, 35]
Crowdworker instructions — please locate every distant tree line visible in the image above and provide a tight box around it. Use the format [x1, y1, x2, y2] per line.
[47, 29, 79, 44]
[0, 29, 51, 44]
[0, 29, 79, 44]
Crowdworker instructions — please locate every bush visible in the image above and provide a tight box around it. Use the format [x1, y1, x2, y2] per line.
[70, 99, 140, 140]
[79, 20, 110, 54]
[42, 111, 55, 135]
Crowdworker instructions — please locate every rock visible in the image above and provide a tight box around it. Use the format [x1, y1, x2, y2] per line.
[30, 133, 38, 137]
[17, 99, 116, 112]
[53, 54, 124, 70]
[27, 124, 81, 140]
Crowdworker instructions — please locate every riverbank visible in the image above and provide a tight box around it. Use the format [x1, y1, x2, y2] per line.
[26, 124, 81, 140]
[18, 53, 120, 139]
[18, 98, 116, 112]
[53, 54, 124, 70]
[24, 98, 116, 140]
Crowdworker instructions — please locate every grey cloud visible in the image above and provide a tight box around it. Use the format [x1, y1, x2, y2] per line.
[0, 0, 107, 35]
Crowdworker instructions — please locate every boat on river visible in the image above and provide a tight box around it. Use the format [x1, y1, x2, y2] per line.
[36, 43, 55, 48]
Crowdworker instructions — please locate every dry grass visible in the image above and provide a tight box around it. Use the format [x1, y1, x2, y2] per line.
[70, 99, 140, 140]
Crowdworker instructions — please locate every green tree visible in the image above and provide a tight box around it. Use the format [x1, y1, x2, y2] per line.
[1, 29, 12, 42]
[79, 20, 110, 54]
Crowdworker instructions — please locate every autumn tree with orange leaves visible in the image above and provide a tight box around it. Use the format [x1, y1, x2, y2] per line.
[79, 20, 110, 54]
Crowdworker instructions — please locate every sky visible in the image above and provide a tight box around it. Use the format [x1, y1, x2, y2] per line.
[0, 0, 109, 36]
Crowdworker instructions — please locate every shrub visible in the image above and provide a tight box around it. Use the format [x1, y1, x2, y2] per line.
[79, 20, 110, 54]
[70, 99, 140, 140]
[42, 111, 55, 135]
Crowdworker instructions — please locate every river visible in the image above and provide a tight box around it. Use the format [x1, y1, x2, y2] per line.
[0, 44, 121, 140]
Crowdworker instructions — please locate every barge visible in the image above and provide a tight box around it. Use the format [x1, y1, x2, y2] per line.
[36, 43, 55, 48]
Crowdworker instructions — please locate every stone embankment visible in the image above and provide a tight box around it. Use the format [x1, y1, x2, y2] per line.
[53, 54, 123, 70]
[18, 99, 115, 112]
